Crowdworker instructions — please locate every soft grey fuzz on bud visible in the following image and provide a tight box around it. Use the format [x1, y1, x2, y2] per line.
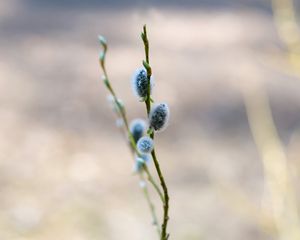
[134, 154, 151, 172]
[137, 136, 154, 154]
[130, 118, 146, 143]
[131, 67, 154, 100]
[149, 103, 170, 132]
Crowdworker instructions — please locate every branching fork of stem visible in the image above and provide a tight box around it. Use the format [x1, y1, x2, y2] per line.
[98, 36, 162, 236]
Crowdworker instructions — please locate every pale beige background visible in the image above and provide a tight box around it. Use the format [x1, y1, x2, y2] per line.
[0, 0, 300, 239]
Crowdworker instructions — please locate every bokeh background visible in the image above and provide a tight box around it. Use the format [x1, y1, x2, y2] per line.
[1, 0, 300, 239]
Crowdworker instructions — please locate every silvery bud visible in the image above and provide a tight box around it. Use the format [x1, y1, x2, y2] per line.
[134, 154, 151, 172]
[106, 94, 124, 114]
[131, 67, 154, 100]
[149, 103, 170, 132]
[137, 136, 154, 154]
[130, 119, 146, 143]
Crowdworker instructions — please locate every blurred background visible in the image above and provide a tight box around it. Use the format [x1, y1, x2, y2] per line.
[1, 0, 300, 239]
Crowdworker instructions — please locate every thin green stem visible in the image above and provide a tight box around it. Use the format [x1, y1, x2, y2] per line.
[151, 148, 170, 240]
[141, 25, 170, 240]
[142, 25, 149, 65]
[141, 25, 152, 114]
[143, 165, 164, 202]
[139, 174, 161, 237]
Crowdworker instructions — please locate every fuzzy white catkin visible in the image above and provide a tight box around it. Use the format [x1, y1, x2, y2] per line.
[130, 119, 146, 143]
[134, 154, 151, 172]
[149, 103, 170, 132]
[106, 94, 124, 113]
[137, 136, 154, 154]
[131, 67, 154, 100]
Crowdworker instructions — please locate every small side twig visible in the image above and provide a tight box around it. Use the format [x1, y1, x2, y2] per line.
[98, 35, 162, 233]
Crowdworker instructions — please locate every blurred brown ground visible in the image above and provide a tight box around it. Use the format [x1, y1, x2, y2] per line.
[1, 0, 300, 239]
